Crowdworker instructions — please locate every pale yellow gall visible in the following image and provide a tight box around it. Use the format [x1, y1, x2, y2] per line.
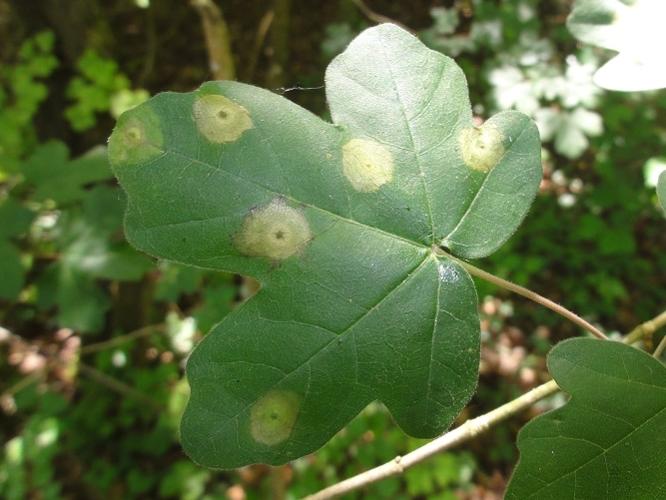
[192, 94, 252, 143]
[108, 106, 163, 167]
[235, 199, 311, 260]
[341, 138, 394, 192]
[250, 390, 300, 446]
[458, 124, 505, 173]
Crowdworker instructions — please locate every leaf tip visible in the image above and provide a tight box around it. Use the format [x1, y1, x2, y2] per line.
[108, 105, 164, 168]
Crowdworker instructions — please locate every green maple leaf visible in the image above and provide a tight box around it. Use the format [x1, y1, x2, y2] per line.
[506, 338, 666, 499]
[109, 24, 542, 467]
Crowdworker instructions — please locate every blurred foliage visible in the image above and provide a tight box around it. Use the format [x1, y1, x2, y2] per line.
[66, 50, 149, 131]
[0, 31, 58, 175]
[1, 0, 664, 499]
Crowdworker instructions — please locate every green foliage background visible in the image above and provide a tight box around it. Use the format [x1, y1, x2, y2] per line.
[1, 1, 664, 499]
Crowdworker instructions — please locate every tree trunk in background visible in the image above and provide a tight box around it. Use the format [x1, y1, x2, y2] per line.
[191, 0, 237, 81]
[10, 0, 107, 65]
[266, 0, 291, 89]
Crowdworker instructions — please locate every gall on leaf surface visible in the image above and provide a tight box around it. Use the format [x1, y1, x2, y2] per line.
[506, 338, 666, 499]
[108, 24, 542, 468]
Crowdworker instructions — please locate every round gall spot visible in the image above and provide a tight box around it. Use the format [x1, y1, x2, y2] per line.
[125, 126, 143, 144]
[235, 199, 311, 261]
[342, 138, 394, 192]
[193, 94, 252, 143]
[250, 390, 300, 446]
[108, 106, 164, 167]
[458, 124, 505, 173]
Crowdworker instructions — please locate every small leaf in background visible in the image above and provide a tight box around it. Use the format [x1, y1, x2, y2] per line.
[110, 88, 150, 119]
[22, 142, 113, 205]
[33, 185, 151, 332]
[110, 24, 542, 467]
[506, 338, 666, 499]
[154, 262, 205, 302]
[0, 30, 58, 175]
[658, 171, 666, 212]
[0, 197, 34, 239]
[0, 243, 25, 300]
[0, 197, 34, 299]
[63, 49, 149, 131]
[567, 0, 666, 91]
[535, 107, 602, 159]
[192, 276, 236, 333]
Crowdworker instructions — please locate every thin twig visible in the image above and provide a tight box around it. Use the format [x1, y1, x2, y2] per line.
[304, 304, 666, 498]
[1, 371, 43, 397]
[350, 0, 408, 30]
[623, 310, 666, 345]
[78, 363, 163, 410]
[305, 380, 560, 500]
[653, 334, 666, 359]
[245, 9, 274, 82]
[138, 1, 157, 85]
[80, 324, 165, 355]
[266, 0, 291, 89]
[446, 254, 608, 340]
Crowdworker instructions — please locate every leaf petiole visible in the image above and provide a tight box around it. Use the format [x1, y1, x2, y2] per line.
[436, 247, 608, 341]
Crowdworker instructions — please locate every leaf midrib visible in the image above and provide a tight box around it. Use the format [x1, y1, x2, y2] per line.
[375, 38, 436, 244]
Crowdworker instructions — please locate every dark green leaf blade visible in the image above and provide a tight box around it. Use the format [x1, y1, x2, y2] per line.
[506, 338, 666, 499]
[109, 24, 542, 468]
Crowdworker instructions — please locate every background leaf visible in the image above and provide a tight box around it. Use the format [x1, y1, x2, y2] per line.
[567, 0, 666, 91]
[0, 197, 33, 299]
[22, 141, 113, 205]
[109, 24, 541, 467]
[658, 170, 666, 212]
[506, 338, 666, 499]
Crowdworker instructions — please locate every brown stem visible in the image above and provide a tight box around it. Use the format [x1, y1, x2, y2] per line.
[266, 0, 291, 89]
[448, 255, 608, 340]
[623, 310, 666, 345]
[78, 363, 163, 410]
[349, 0, 407, 29]
[80, 323, 165, 355]
[245, 9, 275, 82]
[653, 334, 666, 359]
[190, 0, 236, 80]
